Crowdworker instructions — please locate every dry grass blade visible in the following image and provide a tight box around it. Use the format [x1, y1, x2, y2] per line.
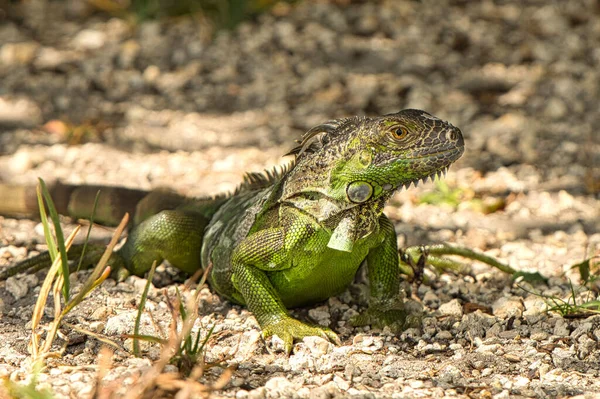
[62, 212, 129, 316]
[38, 216, 127, 357]
[151, 360, 234, 396]
[93, 347, 115, 399]
[154, 373, 208, 393]
[62, 322, 123, 351]
[121, 265, 218, 398]
[29, 211, 129, 369]
[123, 316, 181, 399]
[210, 366, 235, 390]
[184, 267, 205, 291]
[52, 274, 64, 320]
[29, 226, 80, 360]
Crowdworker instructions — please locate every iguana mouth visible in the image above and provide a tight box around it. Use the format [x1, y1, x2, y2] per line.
[399, 166, 450, 190]
[397, 147, 464, 189]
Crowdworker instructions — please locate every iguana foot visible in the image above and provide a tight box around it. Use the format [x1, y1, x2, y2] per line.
[262, 317, 340, 353]
[351, 299, 417, 333]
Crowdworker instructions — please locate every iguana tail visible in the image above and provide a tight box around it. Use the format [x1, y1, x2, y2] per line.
[0, 181, 200, 227]
[0, 181, 227, 280]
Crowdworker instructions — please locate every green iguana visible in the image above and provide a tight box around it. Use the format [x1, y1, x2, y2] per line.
[0, 109, 464, 352]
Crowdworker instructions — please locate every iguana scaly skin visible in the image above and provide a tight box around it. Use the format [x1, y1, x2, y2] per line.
[0, 109, 464, 351]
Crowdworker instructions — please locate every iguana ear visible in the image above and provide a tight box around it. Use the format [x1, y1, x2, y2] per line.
[286, 119, 346, 157]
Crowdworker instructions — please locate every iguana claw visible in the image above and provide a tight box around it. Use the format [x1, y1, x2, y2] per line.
[262, 317, 340, 354]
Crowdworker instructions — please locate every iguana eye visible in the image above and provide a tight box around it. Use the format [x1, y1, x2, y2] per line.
[391, 126, 408, 140]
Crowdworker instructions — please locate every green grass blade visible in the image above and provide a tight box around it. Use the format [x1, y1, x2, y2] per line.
[578, 301, 600, 311]
[75, 190, 101, 273]
[36, 182, 57, 262]
[38, 178, 70, 301]
[197, 324, 216, 354]
[176, 286, 187, 320]
[190, 324, 205, 354]
[134, 260, 157, 356]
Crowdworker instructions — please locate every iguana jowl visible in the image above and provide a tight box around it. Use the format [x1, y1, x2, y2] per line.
[0, 109, 464, 351]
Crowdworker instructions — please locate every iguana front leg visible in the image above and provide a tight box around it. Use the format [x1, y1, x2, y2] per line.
[352, 215, 411, 331]
[231, 228, 339, 353]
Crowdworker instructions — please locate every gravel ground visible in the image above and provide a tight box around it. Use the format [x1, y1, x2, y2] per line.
[0, 0, 599, 398]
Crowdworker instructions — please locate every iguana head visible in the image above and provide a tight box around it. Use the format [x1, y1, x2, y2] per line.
[284, 109, 464, 205]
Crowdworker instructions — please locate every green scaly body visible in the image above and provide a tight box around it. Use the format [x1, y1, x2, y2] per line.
[0, 109, 464, 351]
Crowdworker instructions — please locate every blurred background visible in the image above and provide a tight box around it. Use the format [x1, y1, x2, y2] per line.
[0, 0, 597, 179]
